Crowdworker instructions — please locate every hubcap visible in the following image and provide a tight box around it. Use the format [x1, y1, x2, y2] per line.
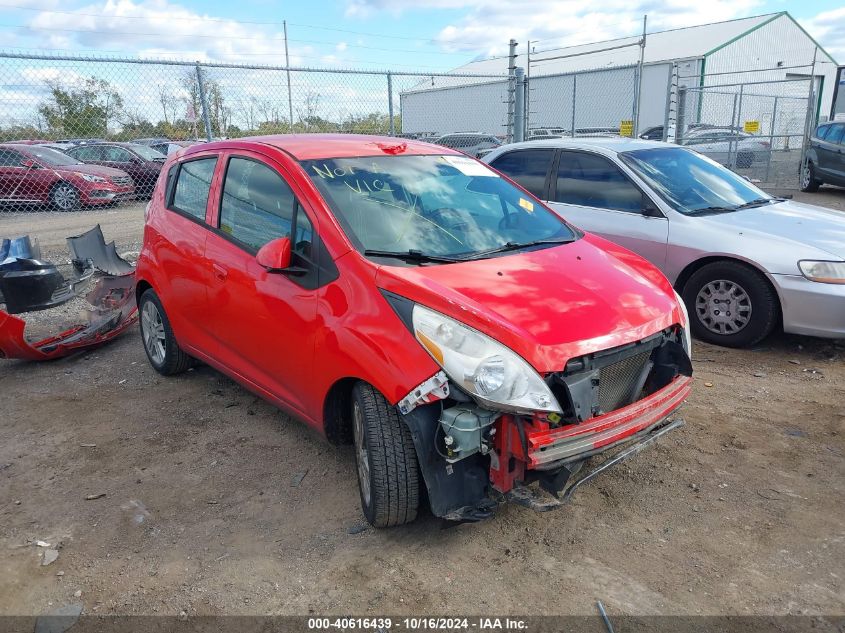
[695, 279, 752, 336]
[141, 301, 166, 365]
[352, 401, 371, 506]
[53, 185, 78, 210]
[801, 165, 811, 189]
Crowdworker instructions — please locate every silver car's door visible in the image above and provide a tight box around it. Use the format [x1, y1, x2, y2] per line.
[545, 150, 669, 270]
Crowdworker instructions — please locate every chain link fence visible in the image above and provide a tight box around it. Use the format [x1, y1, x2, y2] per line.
[0, 52, 506, 215]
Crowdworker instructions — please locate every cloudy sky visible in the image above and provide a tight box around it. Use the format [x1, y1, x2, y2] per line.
[1, 0, 842, 70]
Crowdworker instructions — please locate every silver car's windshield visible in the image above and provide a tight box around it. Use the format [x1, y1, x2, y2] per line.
[303, 154, 575, 262]
[620, 147, 772, 215]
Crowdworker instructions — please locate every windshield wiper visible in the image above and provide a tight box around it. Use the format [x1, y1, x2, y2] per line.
[363, 249, 462, 264]
[462, 237, 573, 260]
[686, 205, 739, 215]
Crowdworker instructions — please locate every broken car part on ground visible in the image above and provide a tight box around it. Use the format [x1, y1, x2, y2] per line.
[0, 224, 138, 360]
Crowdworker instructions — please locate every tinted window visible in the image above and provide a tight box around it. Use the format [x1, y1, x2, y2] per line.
[0, 149, 25, 166]
[815, 125, 831, 140]
[219, 157, 299, 252]
[71, 145, 102, 161]
[490, 149, 554, 198]
[171, 157, 217, 221]
[102, 146, 135, 162]
[555, 151, 644, 212]
[826, 125, 845, 145]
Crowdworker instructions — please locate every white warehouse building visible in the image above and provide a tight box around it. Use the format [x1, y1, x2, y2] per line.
[400, 12, 838, 141]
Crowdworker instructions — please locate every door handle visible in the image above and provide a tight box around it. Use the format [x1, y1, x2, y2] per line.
[212, 263, 228, 281]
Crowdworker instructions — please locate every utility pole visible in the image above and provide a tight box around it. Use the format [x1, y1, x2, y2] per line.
[284, 20, 294, 133]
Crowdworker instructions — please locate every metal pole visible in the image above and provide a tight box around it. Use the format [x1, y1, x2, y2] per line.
[633, 15, 647, 135]
[507, 39, 517, 142]
[676, 86, 687, 144]
[571, 74, 577, 138]
[525, 41, 533, 137]
[800, 47, 819, 186]
[284, 20, 294, 133]
[765, 96, 778, 182]
[387, 72, 395, 136]
[728, 91, 739, 169]
[514, 67, 525, 143]
[662, 63, 674, 142]
[195, 62, 213, 142]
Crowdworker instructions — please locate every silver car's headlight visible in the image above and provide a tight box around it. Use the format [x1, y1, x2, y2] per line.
[674, 290, 692, 355]
[411, 304, 562, 414]
[798, 260, 845, 284]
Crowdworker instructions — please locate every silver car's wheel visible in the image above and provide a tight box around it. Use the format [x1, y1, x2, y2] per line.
[352, 400, 371, 507]
[141, 301, 166, 366]
[695, 279, 752, 335]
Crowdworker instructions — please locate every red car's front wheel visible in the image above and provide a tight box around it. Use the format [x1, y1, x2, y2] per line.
[352, 382, 420, 527]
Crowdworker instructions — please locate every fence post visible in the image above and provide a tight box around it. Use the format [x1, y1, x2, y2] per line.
[662, 63, 675, 142]
[676, 86, 687, 144]
[387, 72, 395, 136]
[284, 20, 294, 133]
[507, 39, 517, 142]
[195, 62, 213, 142]
[800, 47, 819, 186]
[729, 87, 743, 169]
[765, 96, 778, 182]
[571, 74, 577, 138]
[633, 15, 647, 135]
[514, 67, 525, 143]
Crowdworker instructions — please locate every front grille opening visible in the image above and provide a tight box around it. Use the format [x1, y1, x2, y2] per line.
[549, 328, 690, 424]
[597, 350, 651, 413]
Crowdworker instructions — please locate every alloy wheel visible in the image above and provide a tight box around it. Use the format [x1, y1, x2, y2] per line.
[141, 301, 166, 365]
[53, 184, 79, 211]
[695, 279, 752, 335]
[352, 400, 371, 506]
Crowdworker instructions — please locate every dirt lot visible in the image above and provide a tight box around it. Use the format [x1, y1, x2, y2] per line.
[1, 190, 844, 618]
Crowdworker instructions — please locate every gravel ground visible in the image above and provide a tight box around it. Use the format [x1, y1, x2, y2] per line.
[0, 193, 844, 618]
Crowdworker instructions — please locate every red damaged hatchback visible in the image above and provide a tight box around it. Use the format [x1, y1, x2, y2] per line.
[136, 134, 693, 526]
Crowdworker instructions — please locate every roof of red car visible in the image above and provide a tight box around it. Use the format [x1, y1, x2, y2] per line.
[186, 134, 459, 161]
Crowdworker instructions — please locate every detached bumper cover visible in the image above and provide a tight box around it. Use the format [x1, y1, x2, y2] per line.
[529, 374, 692, 466]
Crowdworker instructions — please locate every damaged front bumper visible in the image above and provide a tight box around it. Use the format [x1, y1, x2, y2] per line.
[0, 225, 138, 361]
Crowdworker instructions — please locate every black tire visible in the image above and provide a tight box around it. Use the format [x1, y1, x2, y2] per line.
[800, 162, 821, 193]
[682, 261, 779, 348]
[138, 289, 193, 375]
[351, 382, 420, 527]
[50, 182, 80, 212]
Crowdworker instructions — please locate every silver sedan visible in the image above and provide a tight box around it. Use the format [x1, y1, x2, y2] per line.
[483, 138, 845, 347]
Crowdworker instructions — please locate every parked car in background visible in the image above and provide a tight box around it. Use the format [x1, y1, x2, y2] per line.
[147, 140, 200, 156]
[0, 143, 134, 211]
[66, 142, 166, 197]
[434, 133, 501, 158]
[681, 127, 770, 168]
[802, 121, 845, 192]
[136, 134, 692, 526]
[484, 138, 845, 347]
[132, 137, 171, 147]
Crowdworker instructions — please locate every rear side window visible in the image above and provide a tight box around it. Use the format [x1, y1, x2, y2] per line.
[816, 125, 831, 140]
[555, 151, 644, 213]
[219, 157, 304, 252]
[170, 157, 218, 221]
[489, 149, 554, 198]
[0, 148, 25, 166]
[826, 124, 845, 145]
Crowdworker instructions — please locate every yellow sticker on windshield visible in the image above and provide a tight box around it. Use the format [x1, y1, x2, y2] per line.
[519, 198, 534, 212]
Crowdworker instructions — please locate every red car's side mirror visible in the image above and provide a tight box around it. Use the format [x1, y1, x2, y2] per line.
[256, 236, 292, 272]
[20, 159, 39, 169]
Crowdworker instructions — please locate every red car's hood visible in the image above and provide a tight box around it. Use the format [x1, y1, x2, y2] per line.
[375, 234, 683, 373]
[54, 163, 128, 178]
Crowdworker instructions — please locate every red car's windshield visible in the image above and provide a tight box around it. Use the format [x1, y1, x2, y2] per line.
[27, 146, 82, 167]
[303, 154, 575, 261]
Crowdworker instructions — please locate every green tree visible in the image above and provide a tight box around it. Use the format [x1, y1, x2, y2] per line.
[38, 77, 124, 138]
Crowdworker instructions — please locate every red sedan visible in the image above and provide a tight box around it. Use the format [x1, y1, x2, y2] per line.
[135, 134, 692, 527]
[0, 144, 135, 211]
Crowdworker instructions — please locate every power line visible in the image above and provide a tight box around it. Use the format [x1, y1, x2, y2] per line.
[0, 2, 438, 42]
